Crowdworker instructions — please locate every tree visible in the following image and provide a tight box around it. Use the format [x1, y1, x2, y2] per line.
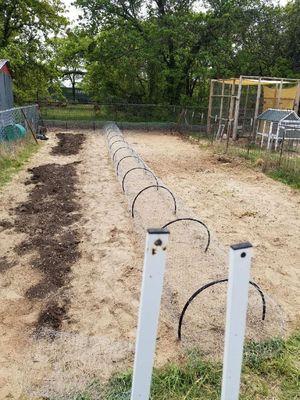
[75, 0, 297, 105]
[54, 31, 90, 101]
[0, 0, 67, 103]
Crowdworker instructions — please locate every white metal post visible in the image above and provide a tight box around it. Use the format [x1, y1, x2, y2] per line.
[221, 242, 252, 400]
[261, 121, 266, 148]
[267, 122, 273, 150]
[131, 228, 170, 400]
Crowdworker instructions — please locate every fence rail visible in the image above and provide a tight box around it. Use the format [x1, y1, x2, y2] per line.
[42, 102, 299, 188]
[40, 103, 207, 125]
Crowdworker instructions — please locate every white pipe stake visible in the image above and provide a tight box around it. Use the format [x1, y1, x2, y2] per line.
[131, 228, 170, 400]
[221, 242, 252, 400]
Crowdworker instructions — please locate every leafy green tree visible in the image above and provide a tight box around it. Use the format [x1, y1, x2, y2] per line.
[0, 0, 67, 103]
[74, 0, 298, 105]
[53, 30, 91, 101]
[284, 0, 300, 77]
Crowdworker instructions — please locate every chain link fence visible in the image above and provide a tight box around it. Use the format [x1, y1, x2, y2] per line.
[203, 118, 300, 187]
[40, 102, 207, 132]
[41, 102, 299, 187]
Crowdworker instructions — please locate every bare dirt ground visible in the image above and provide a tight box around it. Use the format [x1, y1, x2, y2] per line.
[0, 129, 299, 399]
[0, 131, 175, 399]
[125, 130, 300, 331]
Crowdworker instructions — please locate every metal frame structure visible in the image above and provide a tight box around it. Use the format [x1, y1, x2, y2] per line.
[207, 76, 300, 141]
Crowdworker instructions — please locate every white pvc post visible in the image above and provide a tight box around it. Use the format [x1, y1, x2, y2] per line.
[131, 228, 170, 400]
[221, 242, 252, 400]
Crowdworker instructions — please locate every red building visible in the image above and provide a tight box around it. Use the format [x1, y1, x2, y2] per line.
[0, 60, 14, 111]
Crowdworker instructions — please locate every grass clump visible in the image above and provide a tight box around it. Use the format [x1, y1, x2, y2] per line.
[267, 168, 300, 189]
[211, 141, 300, 189]
[0, 138, 38, 188]
[99, 333, 299, 400]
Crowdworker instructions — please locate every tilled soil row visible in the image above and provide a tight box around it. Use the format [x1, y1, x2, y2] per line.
[51, 132, 85, 156]
[12, 162, 82, 333]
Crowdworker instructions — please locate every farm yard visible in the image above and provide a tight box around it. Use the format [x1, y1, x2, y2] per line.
[0, 128, 299, 399]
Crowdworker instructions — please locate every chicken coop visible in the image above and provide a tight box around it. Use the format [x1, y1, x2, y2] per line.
[207, 75, 300, 141]
[256, 108, 300, 150]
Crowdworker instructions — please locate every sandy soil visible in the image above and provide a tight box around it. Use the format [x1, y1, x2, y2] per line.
[125, 131, 300, 330]
[0, 129, 299, 398]
[0, 131, 176, 399]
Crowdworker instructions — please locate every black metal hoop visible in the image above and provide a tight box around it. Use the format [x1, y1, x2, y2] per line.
[116, 155, 144, 176]
[109, 135, 124, 145]
[107, 129, 120, 140]
[131, 185, 177, 217]
[178, 279, 266, 341]
[121, 167, 159, 192]
[112, 146, 133, 162]
[109, 138, 126, 149]
[161, 217, 210, 252]
[106, 130, 114, 138]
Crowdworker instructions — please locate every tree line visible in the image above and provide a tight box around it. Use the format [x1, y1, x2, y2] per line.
[0, 0, 299, 106]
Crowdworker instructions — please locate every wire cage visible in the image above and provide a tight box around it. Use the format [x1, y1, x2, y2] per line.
[207, 76, 300, 141]
[256, 109, 300, 150]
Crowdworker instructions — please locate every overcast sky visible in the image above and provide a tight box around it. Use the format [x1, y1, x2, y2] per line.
[63, 0, 290, 24]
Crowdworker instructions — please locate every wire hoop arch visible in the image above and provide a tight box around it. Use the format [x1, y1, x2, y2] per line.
[131, 184, 177, 218]
[121, 167, 159, 193]
[116, 155, 145, 176]
[112, 146, 134, 162]
[107, 133, 122, 143]
[109, 138, 126, 149]
[106, 129, 121, 140]
[161, 217, 210, 253]
[106, 131, 115, 139]
[178, 279, 266, 341]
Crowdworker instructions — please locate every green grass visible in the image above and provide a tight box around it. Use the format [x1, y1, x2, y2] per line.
[40, 104, 175, 123]
[0, 138, 39, 188]
[267, 168, 300, 189]
[40, 104, 205, 124]
[212, 141, 300, 189]
[70, 333, 299, 400]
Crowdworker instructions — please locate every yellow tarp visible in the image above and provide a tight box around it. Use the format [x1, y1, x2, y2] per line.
[221, 78, 293, 86]
[263, 86, 297, 110]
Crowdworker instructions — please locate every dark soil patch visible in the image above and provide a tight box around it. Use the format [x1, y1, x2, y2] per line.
[0, 256, 15, 273]
[51, 133, 85, 156]
[37, 301, 69, 335]
[13, 162, 81, 332]
[0, 219, 13, 231]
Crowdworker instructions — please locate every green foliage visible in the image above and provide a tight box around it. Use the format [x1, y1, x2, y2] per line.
[0, 0, 67, 103]
[72, 0, 300, 105]
[40, 103, 192, 123]
[52, 30, 92, 101]
[1, 1, 299, 106]
[268, 167, 300, 190]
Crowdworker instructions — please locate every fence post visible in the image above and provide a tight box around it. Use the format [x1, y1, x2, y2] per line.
[221, 242, 252, 400]
[131, 228, 170, 400]
[21, 108, 38, 144]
